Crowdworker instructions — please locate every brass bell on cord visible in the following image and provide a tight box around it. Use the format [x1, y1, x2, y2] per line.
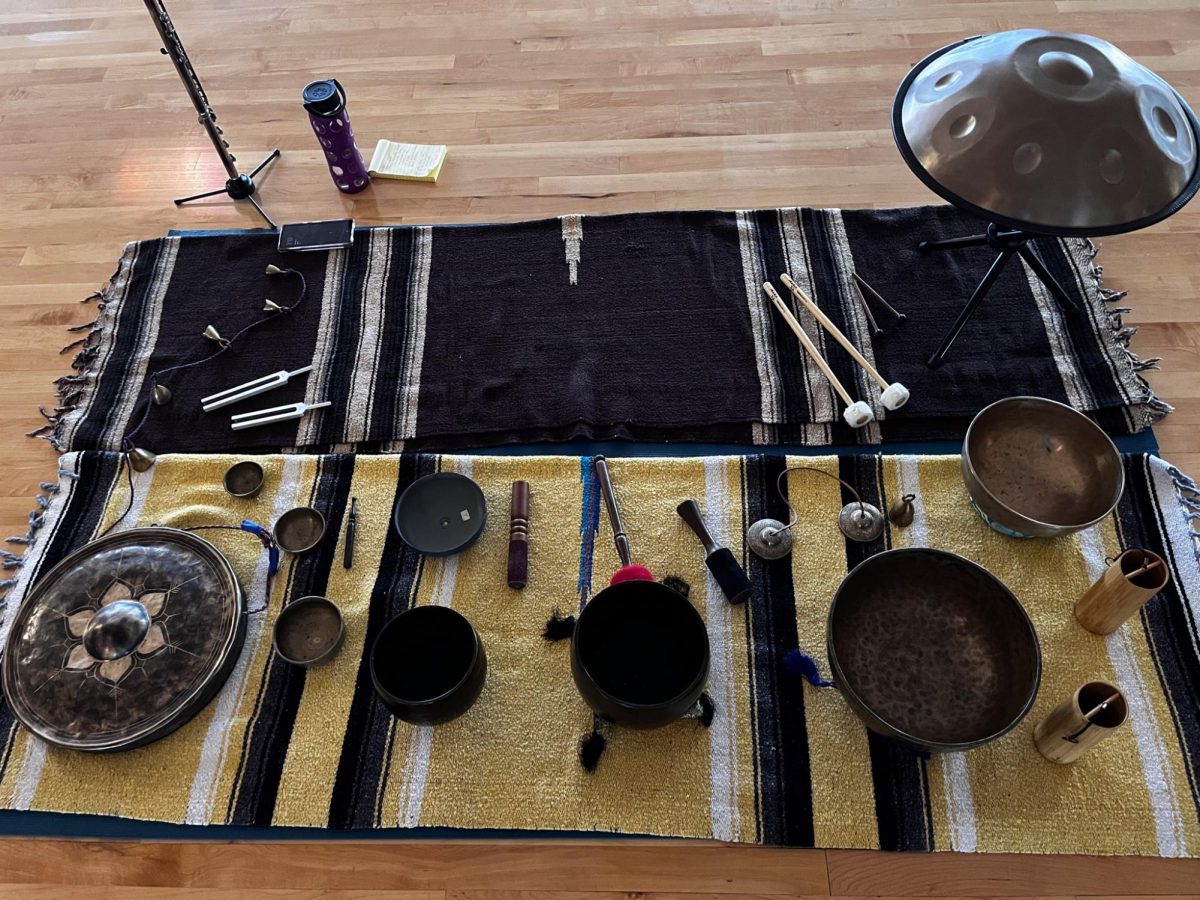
[127, 446, 157, 472]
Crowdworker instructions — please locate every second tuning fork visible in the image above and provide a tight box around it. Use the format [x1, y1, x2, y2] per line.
[778, 274, 910, 413]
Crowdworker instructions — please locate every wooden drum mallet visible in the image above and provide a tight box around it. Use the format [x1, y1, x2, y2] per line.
[1034, 681, 1127, 764]
[779, 273, 910, 411]
[762, 282, 874, 429]
[1074, 548, 1170, 635]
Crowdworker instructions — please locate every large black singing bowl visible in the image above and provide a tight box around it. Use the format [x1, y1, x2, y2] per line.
[827, 548, 1041, 752]
[571, 579, 710, 729]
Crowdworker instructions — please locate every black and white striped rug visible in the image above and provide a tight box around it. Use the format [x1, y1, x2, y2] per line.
[44, 205, 1165, 455]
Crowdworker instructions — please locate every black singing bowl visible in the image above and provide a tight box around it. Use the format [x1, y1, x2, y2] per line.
[571, 579, 710, 729]
[370, 605, 487, 726]
[827, 548, 1041, 753]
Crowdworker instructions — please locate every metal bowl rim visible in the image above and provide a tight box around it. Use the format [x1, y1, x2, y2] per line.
[572, 579, 711, 712]
[393, 472, 488, 556]
[1, 526, 246, 752]
[223, 460, 266, 498]
[826, 547, 1043, 752]
[272, 595, 345, 667]
[963, 395, 1126, 531]
[369, 605, 483, 708]
[274, 505, 327, 553]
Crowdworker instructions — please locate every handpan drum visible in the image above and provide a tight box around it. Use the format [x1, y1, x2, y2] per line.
[2, 527, 245, 752]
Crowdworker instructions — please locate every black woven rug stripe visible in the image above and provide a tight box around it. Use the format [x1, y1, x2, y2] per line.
[327, 453, 436, 829]
[743, 455, 815, 846]
[1117, 455, 1200, 822]
[228, 454, 356, 826]
[49, 206, 1162, 455]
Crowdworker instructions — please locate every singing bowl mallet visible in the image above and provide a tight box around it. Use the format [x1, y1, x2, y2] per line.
[592, 456, 654, 584]
[676, 499, 752, 605]
[762, 282, 874, 429]
[779, 273, 910, 411]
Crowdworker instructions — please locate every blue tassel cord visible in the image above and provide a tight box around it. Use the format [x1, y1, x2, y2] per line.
[783, 649, 834, 687]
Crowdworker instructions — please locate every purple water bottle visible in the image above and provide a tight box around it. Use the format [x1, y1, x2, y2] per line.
[302, 79, 370, 194]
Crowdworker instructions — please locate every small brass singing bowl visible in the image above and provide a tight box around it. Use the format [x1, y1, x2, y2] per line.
[274, 506, 326, 553]
[273, 596, 344, 667]
[963, 396, 1124, 538]
[223, 460, 265, 499]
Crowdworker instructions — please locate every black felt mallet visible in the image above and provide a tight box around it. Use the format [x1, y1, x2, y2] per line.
[676, 499, 753, 605]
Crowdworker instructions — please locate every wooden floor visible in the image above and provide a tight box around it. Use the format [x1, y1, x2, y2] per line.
[1, 0, 1199, 895]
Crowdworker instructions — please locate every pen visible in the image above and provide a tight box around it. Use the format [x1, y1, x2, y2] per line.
[343, 497, 358, 569]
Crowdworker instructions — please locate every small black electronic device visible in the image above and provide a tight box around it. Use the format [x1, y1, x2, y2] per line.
[277, 219, 355, 252]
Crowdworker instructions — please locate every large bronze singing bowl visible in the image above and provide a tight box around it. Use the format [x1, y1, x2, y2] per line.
[963, 396, 1125, 538]
[827, 549, 1041, 753]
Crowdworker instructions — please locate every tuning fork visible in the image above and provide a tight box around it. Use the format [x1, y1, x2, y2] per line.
[202, 366, 314, 413]
[762, 282, 874, 429]
[230, 400, 331, 431]
[779, 273, 910, 411]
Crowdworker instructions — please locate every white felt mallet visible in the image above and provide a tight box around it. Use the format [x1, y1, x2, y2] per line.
[762, 282, 874, 429]
[779, 273, 910, 411]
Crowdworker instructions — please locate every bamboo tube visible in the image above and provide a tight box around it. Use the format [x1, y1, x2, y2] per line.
[1034, 681, 1127, 764]
[1074, 548, 1170, 635]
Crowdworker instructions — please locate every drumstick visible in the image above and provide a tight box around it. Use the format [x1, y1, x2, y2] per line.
[780, 273, 910, 412]
[762, 282, 874, 429]
[763, 282, 853, 405]
[780, 273, 888, 388]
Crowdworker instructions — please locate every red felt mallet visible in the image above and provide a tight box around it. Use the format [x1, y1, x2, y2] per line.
[592, 456, 654, 584]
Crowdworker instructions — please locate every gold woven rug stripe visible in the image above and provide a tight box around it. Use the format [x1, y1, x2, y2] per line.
[0, 451, 1198, 855]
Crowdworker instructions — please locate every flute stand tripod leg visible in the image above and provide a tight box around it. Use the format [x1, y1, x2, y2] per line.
[173, 150, 281, 229]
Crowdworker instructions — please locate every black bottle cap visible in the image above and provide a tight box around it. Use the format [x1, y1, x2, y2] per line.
[302, 79, 345, 117]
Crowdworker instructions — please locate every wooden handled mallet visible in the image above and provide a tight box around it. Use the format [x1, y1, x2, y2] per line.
[780, 273, 910, 411]
[762, 282, 874, 429]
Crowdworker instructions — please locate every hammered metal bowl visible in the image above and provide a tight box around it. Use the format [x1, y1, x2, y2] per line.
[963, 396, 1124, 538]
[827, 548, 1041, 752]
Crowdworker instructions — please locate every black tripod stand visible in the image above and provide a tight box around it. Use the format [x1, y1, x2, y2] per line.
[918, 223, 1080, 369]
[144, 0, 280, 228]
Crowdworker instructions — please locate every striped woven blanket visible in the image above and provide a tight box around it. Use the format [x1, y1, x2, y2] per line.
[2, 451, 1198, 855]
[43, 206, 1163, 455]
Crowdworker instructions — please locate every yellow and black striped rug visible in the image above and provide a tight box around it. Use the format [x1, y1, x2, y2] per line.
[1, 451, 1198, 855]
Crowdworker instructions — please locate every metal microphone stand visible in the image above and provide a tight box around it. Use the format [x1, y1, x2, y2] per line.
[143, 0, 280, 228]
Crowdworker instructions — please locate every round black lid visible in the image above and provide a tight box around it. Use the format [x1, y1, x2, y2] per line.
[302, 79, 344, 117]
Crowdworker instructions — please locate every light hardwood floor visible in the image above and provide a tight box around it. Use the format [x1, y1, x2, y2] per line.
[1, 0, 1199, 896]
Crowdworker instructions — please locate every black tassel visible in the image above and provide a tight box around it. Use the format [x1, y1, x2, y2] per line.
[697, 692, 715, 728]
[579, 724, 607, 773]
[542, 607, 576, 641]
[660, 574, 690, 600]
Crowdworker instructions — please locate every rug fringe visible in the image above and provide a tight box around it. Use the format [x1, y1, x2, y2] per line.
[0, 466, 67, 604]
[1084, 239, 1174, 429]
[1166, 464, 1200, 564]
[35, 251, 131, 453]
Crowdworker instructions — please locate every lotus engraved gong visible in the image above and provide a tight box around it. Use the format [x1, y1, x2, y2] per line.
[2, 527, 245, 752]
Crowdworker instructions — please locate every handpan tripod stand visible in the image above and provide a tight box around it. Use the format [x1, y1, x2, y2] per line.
[916, 223, 1080, 369]
[892, 31, 1200, 370]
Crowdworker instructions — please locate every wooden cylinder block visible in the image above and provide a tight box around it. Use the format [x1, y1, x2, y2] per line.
[1033, 681, 1127, 764]
[1074, 548, 1170, 635]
